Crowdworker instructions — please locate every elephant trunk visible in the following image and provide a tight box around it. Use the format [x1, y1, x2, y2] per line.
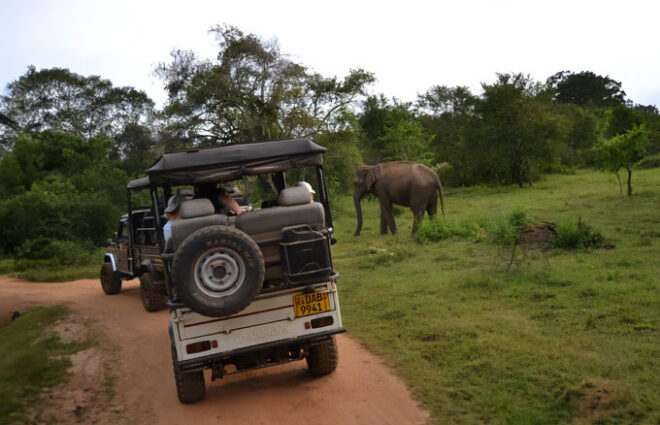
[354, 192, 363, 236]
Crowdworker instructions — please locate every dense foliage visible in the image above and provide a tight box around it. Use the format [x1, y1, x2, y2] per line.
[0, 24, 659, 263]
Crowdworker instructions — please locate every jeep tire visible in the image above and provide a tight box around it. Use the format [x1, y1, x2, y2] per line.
[100, 263, 122, 295]
[171, 225, 265, 317]
[171, 344, 206, 403]
[140, 271, 167, 312]
[306, 336, 338, 376]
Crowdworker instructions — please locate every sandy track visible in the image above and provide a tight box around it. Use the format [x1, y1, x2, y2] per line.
[0, 276, 428, 425]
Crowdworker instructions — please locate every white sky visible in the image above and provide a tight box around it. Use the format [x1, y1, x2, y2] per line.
[1, 0, 659, 108]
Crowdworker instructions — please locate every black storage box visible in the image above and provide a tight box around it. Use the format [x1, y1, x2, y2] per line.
[280, 225, 332, 283]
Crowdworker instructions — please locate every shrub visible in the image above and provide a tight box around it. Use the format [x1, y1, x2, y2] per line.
[416, 219, 458, 243]
[416, 218, 487, 243]
[15, 237, 98, 267]
[636, 153, 660, 169]
[554, 219, 604, 249]
[493, 210, 529, 245]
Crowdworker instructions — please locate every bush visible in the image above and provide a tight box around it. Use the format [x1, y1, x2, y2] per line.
[493, 210, 529, 245]
[636, 153, 660, 169]
[15, 237, 99, 267]
[554, 219, 604, 249]
[416, 218, 487, 243]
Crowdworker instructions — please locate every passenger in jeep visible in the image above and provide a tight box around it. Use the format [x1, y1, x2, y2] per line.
[195, 183, 243, 216]
[163, 194, 185, 243]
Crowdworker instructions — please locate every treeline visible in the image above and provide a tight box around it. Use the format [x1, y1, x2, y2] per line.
[0, 24, 659, 257]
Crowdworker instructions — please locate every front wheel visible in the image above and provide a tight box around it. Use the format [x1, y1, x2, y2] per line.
[306, 336, 338, 376]
[100, 263, 122, 295]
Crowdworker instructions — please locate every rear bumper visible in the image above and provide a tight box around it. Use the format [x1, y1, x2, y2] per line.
[173, 327, 345, 372]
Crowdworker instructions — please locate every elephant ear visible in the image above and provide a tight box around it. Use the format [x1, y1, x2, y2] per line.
[365, 168, 377, 190]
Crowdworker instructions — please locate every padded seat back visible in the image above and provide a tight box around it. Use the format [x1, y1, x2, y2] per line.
[168, 199, 228, 252]
[235, 202, 324, 237]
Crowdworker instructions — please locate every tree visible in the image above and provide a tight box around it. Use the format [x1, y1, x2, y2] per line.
[358, 96, 431, 164]
[156, 25, 374, 146]
[595, 112, 647, 196]
[0, 67, 154, 144]
[416, 85, 475, 116]
[546, 71, 626, 108]
[466, 73, 563, 187]
[416, 86, 476, 185]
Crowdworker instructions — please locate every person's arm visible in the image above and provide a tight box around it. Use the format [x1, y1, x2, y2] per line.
[163, 220, 172, 242]
[219, 192, 243, 215]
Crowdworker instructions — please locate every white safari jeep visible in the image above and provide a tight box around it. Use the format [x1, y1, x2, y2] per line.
[145, 139, 344, 403]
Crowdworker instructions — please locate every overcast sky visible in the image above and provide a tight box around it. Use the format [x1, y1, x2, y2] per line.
[1, 0, 658, 107]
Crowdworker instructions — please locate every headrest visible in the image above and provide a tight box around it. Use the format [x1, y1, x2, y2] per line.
[179, 199, 215, 219]
[278, 186, 312, 206]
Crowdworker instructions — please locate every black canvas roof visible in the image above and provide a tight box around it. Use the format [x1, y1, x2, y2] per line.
[146, 138, 326, 185]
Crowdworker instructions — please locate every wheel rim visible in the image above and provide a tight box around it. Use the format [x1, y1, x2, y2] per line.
[193, 248, 245, 299]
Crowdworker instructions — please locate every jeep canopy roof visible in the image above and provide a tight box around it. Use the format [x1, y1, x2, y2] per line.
[146, 138, 326, 185]
[127, 176, 150, 190]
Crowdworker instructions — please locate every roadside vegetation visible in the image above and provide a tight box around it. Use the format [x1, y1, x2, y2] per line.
[333, 168, 660, 424]
[0, 306, 89, 424]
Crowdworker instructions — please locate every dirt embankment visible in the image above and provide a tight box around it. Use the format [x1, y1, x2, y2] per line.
[0, 276, 429, 425]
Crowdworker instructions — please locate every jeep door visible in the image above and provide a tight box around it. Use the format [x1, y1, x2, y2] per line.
[115, 218, 131, 275]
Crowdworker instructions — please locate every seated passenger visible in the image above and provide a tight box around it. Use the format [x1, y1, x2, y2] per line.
[163, 194, 186, 243]
[195, 183, 243, 215]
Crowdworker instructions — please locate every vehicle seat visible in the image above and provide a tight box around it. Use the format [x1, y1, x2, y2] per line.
[168, 199, 228, 252]
[235, 187, 324, 237]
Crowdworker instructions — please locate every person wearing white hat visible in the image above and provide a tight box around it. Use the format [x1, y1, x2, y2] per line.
[297, 181, 315, 201]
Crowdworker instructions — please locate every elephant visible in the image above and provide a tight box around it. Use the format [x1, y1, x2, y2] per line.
[353, 161, 445, 236]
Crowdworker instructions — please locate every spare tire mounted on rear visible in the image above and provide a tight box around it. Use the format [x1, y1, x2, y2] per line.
[172, 225, 265, 317]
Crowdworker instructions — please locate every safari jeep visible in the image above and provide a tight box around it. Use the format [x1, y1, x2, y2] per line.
[145, 138, 344, 403]
[101, 177, 168, 312]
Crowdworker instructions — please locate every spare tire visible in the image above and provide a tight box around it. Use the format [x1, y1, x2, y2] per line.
[172, 225, 264, 317]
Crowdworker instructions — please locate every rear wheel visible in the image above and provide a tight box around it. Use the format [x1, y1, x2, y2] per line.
[171, 344, 206, 403]
[306, 336, 338, 376]
[140, 271, 167, 312]
[100, 263, 122, 295]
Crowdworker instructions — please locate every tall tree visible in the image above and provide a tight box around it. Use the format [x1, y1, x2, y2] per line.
[467, 73, 563, 187]
[359, 96, 431, 164]
[156, 25, 374, 146]
[546, 71, 626, 108]
[0, 67, 154, 144]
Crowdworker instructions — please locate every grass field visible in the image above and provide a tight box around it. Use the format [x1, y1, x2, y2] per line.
[331, 168, 660, 425]
[0, 306, 89, 424]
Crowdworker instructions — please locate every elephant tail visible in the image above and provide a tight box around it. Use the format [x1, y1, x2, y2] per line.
[430, 169, 445, 217]
[437, 184, 446, 217]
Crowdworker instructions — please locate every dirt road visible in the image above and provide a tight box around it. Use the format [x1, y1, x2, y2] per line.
[0, 276, 429, 425]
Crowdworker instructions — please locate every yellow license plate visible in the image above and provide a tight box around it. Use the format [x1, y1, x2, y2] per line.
[293, 292, 331, 317]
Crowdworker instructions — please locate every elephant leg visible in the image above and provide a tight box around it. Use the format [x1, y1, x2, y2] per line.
[380, 212, 388, 235]
[427, 191, 438, 219]
[379, 198, 397, 234]
[412, 210, 425, 234]
[388, 210, 397, 234]
[410, 196, 428, 234]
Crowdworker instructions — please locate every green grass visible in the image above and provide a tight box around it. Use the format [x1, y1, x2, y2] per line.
[0, 306, 89, 424]
[331, 168, 660, 424]
[0, 248, 103, 282]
